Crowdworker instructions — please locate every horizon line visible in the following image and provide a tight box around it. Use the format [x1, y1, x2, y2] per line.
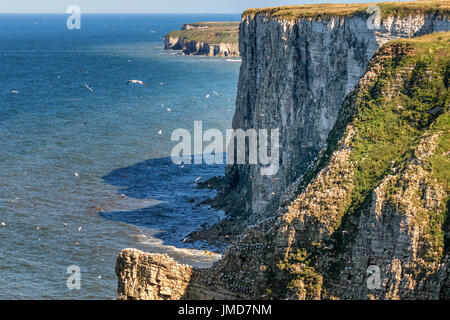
[0, 12, 243, 15]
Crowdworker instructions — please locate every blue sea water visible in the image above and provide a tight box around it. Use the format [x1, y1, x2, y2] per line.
[0, 14, 241, 299]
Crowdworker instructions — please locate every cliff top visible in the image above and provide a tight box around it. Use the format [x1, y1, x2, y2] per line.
[243, 0, 450, 21]
[164, 21, 239, 44]
[182, 22, 240, 28]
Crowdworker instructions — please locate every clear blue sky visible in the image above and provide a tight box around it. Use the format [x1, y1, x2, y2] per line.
[0, 0, 404, 14]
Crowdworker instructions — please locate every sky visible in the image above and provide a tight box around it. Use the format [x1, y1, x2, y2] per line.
[0, 0, 404, 14]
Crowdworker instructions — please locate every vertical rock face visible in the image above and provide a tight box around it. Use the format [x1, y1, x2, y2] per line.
[116, 249, 247, 300]
[227, 11, 449, 218]
[164, 37, 239, 57]
[116, 249, 193, 300]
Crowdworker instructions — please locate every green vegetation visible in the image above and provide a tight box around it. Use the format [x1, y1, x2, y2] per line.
[349, 36, 445, 205]
[165, 22, 239, 44]
[277, 249, 323, 299]
[323, 31, 449, 265]
[425, 105, 449, 260]
[377, 0, 450, 18]
[350, 32, 449, 218]
[429, 104, 450, 190]
[275, 31, 449, 298]
[301, 32, 449, 231]
[243, 0, 449, 21]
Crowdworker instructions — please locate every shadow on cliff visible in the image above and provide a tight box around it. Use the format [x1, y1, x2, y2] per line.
[99, 155, 226, 249]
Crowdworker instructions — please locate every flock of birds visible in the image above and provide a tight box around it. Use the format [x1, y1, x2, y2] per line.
[5, 70, 224, 197]
[8, 70, 227, 161]
[1, 72, 221, 280]
[80, 78, 164, 136]
[10, 79, 148, 95]
[81, 79, 147, 93]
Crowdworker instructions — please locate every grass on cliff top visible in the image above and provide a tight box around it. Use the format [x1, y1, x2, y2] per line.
[183, 22, 240, 28]
[165, 22, 239, 44]
[243, 0, 450, 21]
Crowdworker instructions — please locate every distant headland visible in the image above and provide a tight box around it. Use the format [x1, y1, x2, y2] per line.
[163, 22, 239, 57]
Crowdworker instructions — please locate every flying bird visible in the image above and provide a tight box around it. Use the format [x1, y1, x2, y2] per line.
[127, 80, 148, 87]
[83, 83, 94, 92]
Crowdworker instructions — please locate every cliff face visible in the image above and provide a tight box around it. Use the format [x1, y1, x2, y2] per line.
[164, 37, 239, 57]
[116, 2, 450, 300]
[227, 6, 449, 220]
[116, 249, 246, 300]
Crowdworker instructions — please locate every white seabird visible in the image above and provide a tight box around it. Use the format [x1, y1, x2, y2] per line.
[127, 80, 148, 87]
[83, 83, 94, 92]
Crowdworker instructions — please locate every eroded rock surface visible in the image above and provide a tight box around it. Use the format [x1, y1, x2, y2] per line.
[227, 8, 448, 219]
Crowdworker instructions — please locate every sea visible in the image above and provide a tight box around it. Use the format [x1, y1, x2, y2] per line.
[0, 13, 241, 299]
